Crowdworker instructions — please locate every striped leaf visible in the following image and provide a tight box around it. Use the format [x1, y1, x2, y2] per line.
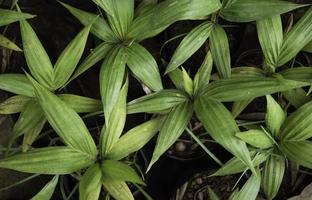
[280, 141, 312, 169]
[0, 74, 34, 97]
[102, 175, 134, 200]
[0, 8, 34, 27]
[59, 94, 102, 113]
[210, 24, 231, 78]
[262, 155, 285, 200]
[126, 42, 163, 91]
[281, 67, 312, 83]
[79, 164, 102, 200]
[194, 51, 213, 94]
[148, 101, 193, 170]
[0, 34, 21, 51]
[166, 22, 213, 73]
[0, 95, 31, 114]
[266, 95, 285, 137]
[194, 98, 256, 174]
[236, 129, 274, 149]
[282, 88, 311, 108]
[0, 147, 94, 174]
[31, 175, 59, 200]
[28, 75, 97, 157]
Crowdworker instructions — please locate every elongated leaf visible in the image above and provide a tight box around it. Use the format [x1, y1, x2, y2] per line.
[194, 51, 213, 94]
[20, 20, 54, 88]
[29, 76, 97, 157]
[101, 160, 143, 184]
[220, 0, 304, 22]
[0, 95, 31, 114]
[208, 188, 220, 200]
[101, 79, 128, 156]
[129, 0, 221, 40]
[0, 147, 94, 174]
[280, 141, 312, 169]
[127, 89, 188, 114]
[31, 175, 59, 200]
[181, 67, 194, 96]
[107, 117, 163, 160]
[80, 164, 102, 200]
[278, 7, 312, 66]
[280, 100, 312, 141]
[256, 15, 283, 67]
[0, 34, 21, 51]
[0, 8, 34, 27]
[266, 95, 285, 137]
[22, 117, 46, 152]
[282, 88, 311, 108]
[12, 100, 45, 139]
[53, 26, 90, 88]
[135, 0, 158, 16]
[281, 67, 312, 82]
[236, 129, 274, 149]
[210, 24, 231, 78]
[59, 94, 101, 113]
[194, 98, 255, 174]
[60, 2, 116, 42]
[0, 74, 34, 97]
[102, 176, 134, 200]
[212, 66, 265, 80]
[202, 77, 309, 102]
[231, 98, 253, 118]
[262, 155, 285, 200]
[168, 68, 184, 91]
[100, 46, 127, 121]
[231, 169, 261, 200]
[213, 151, 270, 176]
[126, 42, 163, 91]
[148, 102, 193, 170]
[166, 22, 213, 73]
[68, 42, 113, 83]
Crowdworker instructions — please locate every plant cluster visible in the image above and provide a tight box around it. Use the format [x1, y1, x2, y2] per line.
[0, 0, 311, 200]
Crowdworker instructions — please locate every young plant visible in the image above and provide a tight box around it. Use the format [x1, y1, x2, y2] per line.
[0, 19, 101, 150]
[60, 0, 222, 122]
[0, 75, 162, 200]
[214, 95, 312, 200]
[127, 51, 308, 171]
[165, 0, 304, 78]
[0, 8, 34, 51]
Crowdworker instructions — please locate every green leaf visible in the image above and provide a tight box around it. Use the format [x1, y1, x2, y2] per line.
[60, 2, 116, 42]
[220, 0, 304, 22]
[231, 168, 261, 200]
[266, 95, 285, 137]
[59, 94, 102, 113]
[107, 117, 163, 160]
[0, 8, 35, 27]
[208, 187, 220, 200]
[148, 101, 193, 170]
[282, 88, 312, 108]
[127, 89, 188, 114]
[79, 164, 102, 200]
[100, 46, 127, 121]
[166, 22, 213, 73]
[236, 129, 274, 149]
[31, 175, 59, 200]
[210, 24, 231, 78]
[278, 7, 312, 66]
[22, 117, 46, 152]
[262, 155, 285, 200]
[0, 95, 31, 114]
[212, 66, 265, 80]
[231, 98, 253, 118]
[181, 68, 194, 96]
[0, 34, 22, 51]
[128, 0, 221, 40]
[102, 176, 134, 200]
[280, 141, 312, 169]
[126, 42, 163, 91]
[68, 42, 113, 83]
[20, 20, 54, 88]
[168, 68, 184, 91]
[213, 151, 270, 176]
[280, 100, 312, 141]
[12, 100, 45, 140]
[53, 26, 90, 88]
[202, 77, 309, 102]
[194, 51, 213, 94]
[256, 15, 283, 67]
[194, 98, 256, 174]
[28, 76, 97, 157]
[303, 40, 312, 53]
[135, 0, 158, 16]
[100, 79, 128, 156]
[0, 74, 34, 97]
[0, 147, 94, 174]
[281, 67, 312, 83]
[101, 160, 143, 184]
